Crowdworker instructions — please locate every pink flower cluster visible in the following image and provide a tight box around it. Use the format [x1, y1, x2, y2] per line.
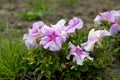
[94, 10, 120, 35]
[23, 17, 83, 51]
[67, 29, 110, 65]
[23, 10, 120, 66]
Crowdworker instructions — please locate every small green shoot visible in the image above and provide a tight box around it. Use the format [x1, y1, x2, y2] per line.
[20, 0, 53, 20]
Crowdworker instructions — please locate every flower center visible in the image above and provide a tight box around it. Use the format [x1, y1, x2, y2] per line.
[52, 35, 56, 40]
[48, 31, 58, 40]
[75, 48, 83, 55]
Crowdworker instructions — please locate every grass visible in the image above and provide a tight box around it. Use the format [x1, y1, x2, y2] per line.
[0, 23, 28, 79]
[0, 39, 28, 79]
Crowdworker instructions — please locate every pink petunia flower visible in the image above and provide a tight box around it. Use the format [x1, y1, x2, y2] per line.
[40, 27, 67, 51]
[66, 17, 83, 33]
[81, 29, 110, 52]
[23, 21, 44, 49]
[94, 10, 120, 35]
[67, 42, 93, 65]
[40, 19, 68, 51]
[24, 17, 84, 50]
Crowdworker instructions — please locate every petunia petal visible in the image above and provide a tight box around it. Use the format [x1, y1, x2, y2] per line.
[49, 41, 60, 51]
[33, 21, 44, 28]
[66, 17, 83, 33]
[25, 40, 32, 49]
[69, 42, 75, 49]
[76, 57, 83, 65]
[95, 29, 110, 39]
[110, 23, 120, 35]
[81, 42, 95, 52]
[23, 34, 28, 40]
[88, 29, 98, 42]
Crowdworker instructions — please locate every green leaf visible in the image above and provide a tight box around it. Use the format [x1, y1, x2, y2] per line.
[61, 63, 66, 69]
[100, 20, 111, 27]
[80, 65, 88, 72]
[37, 73, 43, 80]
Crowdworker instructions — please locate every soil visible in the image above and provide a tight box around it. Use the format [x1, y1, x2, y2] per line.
[0, 0, 120, 78]
[0, 0, 120, 30]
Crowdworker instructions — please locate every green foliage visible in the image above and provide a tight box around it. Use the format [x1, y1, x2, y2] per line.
[20, 0, 53, 20]
[100, 20, 111, 28]
[110, 33, 120, 60]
